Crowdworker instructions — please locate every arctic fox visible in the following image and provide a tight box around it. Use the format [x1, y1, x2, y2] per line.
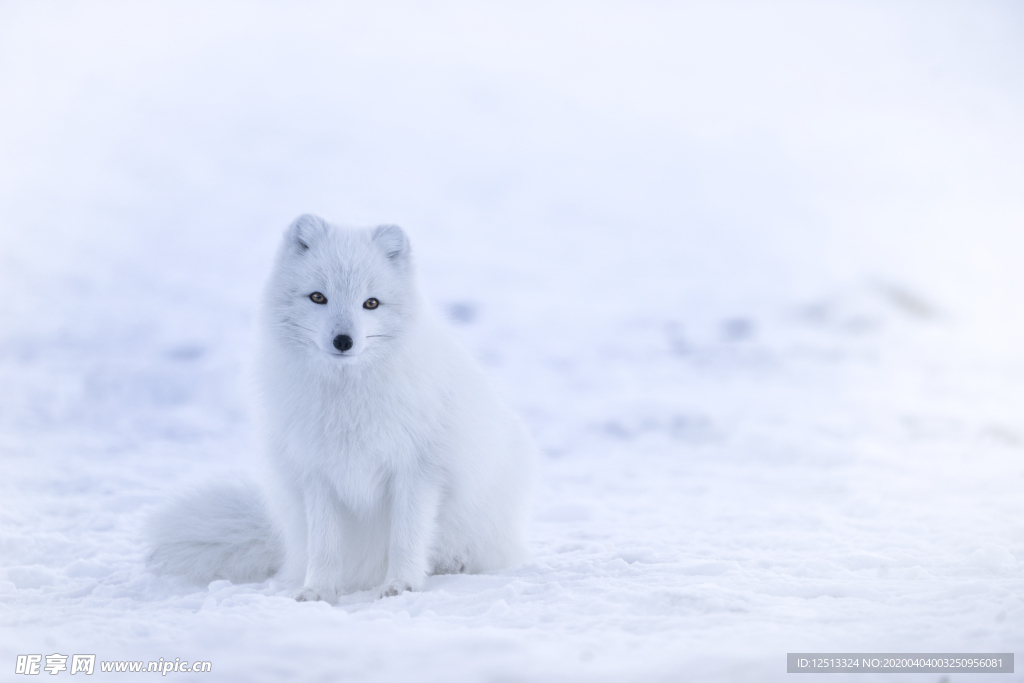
[148, 215, 535, 602]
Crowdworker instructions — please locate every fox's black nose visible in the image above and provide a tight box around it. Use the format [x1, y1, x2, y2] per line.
[333, 335, 353, 352]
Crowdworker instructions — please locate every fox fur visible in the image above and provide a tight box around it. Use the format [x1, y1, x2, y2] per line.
[148, 215, 535, 601]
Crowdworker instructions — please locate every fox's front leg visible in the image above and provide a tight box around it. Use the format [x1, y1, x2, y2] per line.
[294, 481, 345, 604]
[379, 474, 441, 598]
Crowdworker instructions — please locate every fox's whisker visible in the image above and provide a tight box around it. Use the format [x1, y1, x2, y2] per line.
[280, 318, 317, 334]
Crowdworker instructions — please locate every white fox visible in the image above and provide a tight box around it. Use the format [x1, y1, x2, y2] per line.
[148, 215, 535, 601]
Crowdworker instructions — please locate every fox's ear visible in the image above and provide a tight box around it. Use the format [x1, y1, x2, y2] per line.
[286, 214, 328, 253]
[371, 224, 410, 263]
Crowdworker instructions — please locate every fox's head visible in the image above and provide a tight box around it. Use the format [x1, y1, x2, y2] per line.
[263, 214, 417, 363]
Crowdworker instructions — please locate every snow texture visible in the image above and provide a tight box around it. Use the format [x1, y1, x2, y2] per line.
[1, 2, 1023, 681]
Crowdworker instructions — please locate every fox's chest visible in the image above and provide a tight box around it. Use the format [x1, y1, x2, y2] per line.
[326, 448, 390, 512]
[297, 391, 431, 506]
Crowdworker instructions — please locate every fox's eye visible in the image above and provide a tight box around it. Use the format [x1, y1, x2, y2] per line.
[309, 292, 327, 304]
[363, 298, 379, 310]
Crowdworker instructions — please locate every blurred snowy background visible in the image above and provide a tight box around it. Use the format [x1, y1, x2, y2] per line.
[1, 1, 1023, 681]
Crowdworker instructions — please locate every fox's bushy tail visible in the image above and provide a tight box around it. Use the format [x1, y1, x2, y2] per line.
[146, 481, 283, 585]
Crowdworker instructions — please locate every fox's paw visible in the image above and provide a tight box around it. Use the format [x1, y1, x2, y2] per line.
[433, 558, 466, 575]
[378, 579, 413, 599]
[294, 586, 338, 604]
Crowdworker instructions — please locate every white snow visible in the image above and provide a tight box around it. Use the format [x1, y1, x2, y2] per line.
[1, 2, 1023, 681]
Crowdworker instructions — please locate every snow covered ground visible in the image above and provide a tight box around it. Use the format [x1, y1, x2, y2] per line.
[1, 2, 1023, 680]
